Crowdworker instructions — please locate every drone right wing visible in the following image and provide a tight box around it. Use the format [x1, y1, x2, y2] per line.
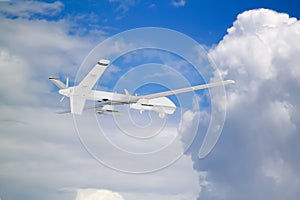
[139, 80, 235, 100]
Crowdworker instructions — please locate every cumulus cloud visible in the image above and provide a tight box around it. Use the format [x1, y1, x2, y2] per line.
[0, 1, 63, 18]
[108, 0, 138, 13]
[0, 2, 201, 200]
[189, 8, 300, 200]
[0, 50, 38, 104]
[171, 0, 186, 7]
[76, 189, 125, 200]
[0, 5, 102, 107]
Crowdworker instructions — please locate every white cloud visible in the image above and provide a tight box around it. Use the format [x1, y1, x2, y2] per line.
[0, 10, 104, 107]
[211, 9, 300, 83]
[0, 0, 63, 18]
[0, 3, 202, 200]
[108, 0, 137, 13]
[0, 49, 38, 104]
[171, 0, 186, 7]
[122, 192, 197, 200]
[76, 189, 125, 200]
[261, 157, 287, 184]
[191, 8, 300, 200]
[209, 8, 300, 123]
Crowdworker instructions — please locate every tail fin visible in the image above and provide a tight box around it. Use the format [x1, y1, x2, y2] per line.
[70, 96, 86, 115]
[49, 77, 67, 89]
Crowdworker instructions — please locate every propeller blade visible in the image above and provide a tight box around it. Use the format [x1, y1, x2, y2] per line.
[66, 77, 69, 88]
[60, 96, 65, 102]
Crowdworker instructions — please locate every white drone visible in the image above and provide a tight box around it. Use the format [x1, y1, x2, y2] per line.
[50, 59, 234, 118]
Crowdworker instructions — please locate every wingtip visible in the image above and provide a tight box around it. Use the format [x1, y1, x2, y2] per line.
[97, 59, 110, 66]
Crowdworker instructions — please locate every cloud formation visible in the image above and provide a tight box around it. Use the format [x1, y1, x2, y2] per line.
[171, 0, 186, 7]
[0, 1, 63, 18]
[189, 8, 300, 200]
[76, 189, 125, 200]
[0, 2, 200, 200]
[108, 0, 137, 13]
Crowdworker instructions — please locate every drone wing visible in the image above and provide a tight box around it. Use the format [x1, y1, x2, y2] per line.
[69, 59, 110, 115]
[78, 59, 110, 90]
[139, 80, 235, 100]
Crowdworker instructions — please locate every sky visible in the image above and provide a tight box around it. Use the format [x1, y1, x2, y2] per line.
[0, 0, 300, 200]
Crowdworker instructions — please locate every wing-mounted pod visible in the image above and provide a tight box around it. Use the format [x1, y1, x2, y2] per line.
[96, 105, 120, 115]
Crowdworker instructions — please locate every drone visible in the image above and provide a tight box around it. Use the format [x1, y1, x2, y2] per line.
[50, 59, 234, 118]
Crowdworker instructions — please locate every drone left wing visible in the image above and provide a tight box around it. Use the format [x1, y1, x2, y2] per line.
[78, 59, 110, 90]
[68, 59, 110, 115]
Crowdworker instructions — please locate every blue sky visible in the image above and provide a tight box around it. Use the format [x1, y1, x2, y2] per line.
[1, 1, 300, 200]
[54, 0, 300, 44]
[7, 0, 299, 44]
